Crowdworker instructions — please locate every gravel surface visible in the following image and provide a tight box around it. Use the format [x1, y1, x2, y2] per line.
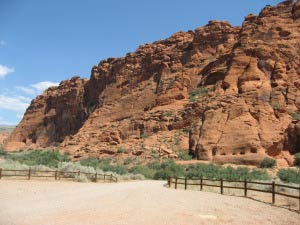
[0, 180, 299, 225]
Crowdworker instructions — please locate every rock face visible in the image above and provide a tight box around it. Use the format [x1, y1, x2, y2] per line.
[5, 0, 300, 166]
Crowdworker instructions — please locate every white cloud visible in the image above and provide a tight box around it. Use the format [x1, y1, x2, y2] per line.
[0, 95, 30, 112]
[0, 40, 6, 47]
[0, 65, 14, 78]
[16, 86, 36, 95]
[31, 81, 59, 92]
[16, 114, 24, 119]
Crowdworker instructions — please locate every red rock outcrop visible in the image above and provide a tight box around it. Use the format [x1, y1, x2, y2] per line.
[5, 0, 300, 166]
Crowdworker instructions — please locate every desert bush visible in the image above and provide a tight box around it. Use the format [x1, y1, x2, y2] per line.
[140, 133, 149, 139]
[190, 87, 208, 98]
[7, 149, 70, 167]
[153, 160, 185, 180]
[260, 157, 276, 168]
[80, 157, 100, 169]
[117, 147, 127, 153]
[293, 153, 300, 167]
[277, 168, 300, 184]
[0, 159, 29, 170]
[0, 148, 7, 156]
[189, 96, 196, 103]
[291, 112, 300, 121]
[130, 165, 156, 179]
[178, 152, 193, 160]
[118, 173, 145, 181]
[164, 111, 173, 117]
[123, 157, 133, 165]
[59, 162, 96, 178]
[186, 164, 270, 181]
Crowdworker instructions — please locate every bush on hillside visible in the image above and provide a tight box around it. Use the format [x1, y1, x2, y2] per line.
[260, 157, 276, 168]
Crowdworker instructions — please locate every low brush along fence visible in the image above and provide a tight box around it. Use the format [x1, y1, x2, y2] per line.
[0, 168, 118, 183]
[168, 177, 300, 210]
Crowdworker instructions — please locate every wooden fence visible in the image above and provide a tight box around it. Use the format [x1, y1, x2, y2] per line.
[168, 177, 300, 210]
[0, 168, 118, 183]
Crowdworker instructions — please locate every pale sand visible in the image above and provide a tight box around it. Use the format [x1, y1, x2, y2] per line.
[0, 180, 299, 225]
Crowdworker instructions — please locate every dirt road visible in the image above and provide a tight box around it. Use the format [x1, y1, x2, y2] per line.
[0, 180, 299, 225]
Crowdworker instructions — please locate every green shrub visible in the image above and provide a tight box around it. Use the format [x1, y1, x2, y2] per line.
[174, 136, 180, 145]
[186, 163, 270, 181]
[189, 96, 196, 103]
[124, 157, 133, 165]
[164, 112, 173, 117]
[130, 165, 156, 179]
[277, 168, 300, 184]
[190, 87, 208, 98]
[153, 160, 185, 180]
[291, 113, 300, 121]
[117, 147, 127, 153]
[140, 133, 149, 139]
[178, 152, 193, 160]
[0, 146, 7, 156]
[7, 150, 70, 168]
[294, 153, 300, 167]
[80, 157, 100, 169]
[270, 102, 281, 110]
[260, 157, 276, 168]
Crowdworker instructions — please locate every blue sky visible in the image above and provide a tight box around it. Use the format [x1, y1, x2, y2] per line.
[0, 0, 282, 125]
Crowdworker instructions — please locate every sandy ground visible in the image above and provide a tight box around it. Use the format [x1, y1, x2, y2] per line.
[0, 180, 299, 225]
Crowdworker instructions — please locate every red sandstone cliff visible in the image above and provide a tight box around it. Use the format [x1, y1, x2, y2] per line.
[5, 0, 300, 166]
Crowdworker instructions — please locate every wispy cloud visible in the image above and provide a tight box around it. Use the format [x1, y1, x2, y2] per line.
[16, 86, 36, 95]
[0, 95, 30, 112]
[16, 81, 59, 96]
[31, 81, 59, 92]
[0, 64, 14, 78]
[0, 40, 6, 47]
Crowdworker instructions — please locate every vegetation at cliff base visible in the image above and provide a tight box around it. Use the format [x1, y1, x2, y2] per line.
[2, 149, 300, 184]
[277, 168, 300, 184]
[7, 150, 70, 167]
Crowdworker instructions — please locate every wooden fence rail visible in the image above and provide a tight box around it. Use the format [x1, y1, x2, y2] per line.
[0, 168, 118, 183]
[168, 176, 300, 210]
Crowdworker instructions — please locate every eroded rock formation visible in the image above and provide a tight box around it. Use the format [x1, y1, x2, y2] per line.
[5, 0, 300, 166]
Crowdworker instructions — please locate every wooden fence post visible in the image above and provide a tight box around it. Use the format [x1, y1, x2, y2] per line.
[244, 180, 247, 197]
[55, 170, 58, 180]
[299, 185, 300, 211]
[169, 177, 172, 188]
[185, 177, 187, 190]
[272, 181, 275, 204]
[110, 174, 112, 183]
[95, 172, 98, 182]
[28, 169, 31, 180]
[104, 174, 106, 182]
[220, 178, 223, 194]
[200, 176, 203, 191]
[0, 168, 2, 179]
[175, 177, 178, 189]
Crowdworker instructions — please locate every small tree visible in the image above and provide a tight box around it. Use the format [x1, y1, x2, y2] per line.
[260, 157, 276, 168]
[294, 153, 300, 167]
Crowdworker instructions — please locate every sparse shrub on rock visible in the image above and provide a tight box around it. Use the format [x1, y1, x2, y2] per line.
[260, 157, 276, 168]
